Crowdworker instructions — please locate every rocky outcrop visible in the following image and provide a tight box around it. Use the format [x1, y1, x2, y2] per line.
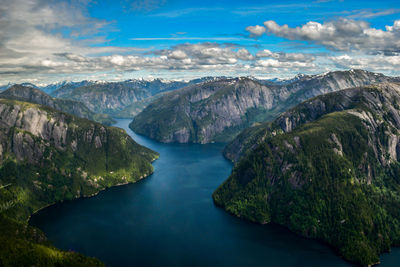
[0, 85, 115, 125]
[131, 70, 397, 144]
[213, 82, 400, 266]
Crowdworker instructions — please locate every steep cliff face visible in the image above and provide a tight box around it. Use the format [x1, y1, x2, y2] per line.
[213, 83, 400, 266]
[131, 70, 397, 144]
[131, 77, 278, 143]
[55, 82, 152, 114]
[0, 85, 115, 125]
[224, 84, 376, 161]
[224, 81, 400, 162]
[0, 99, 158, 265]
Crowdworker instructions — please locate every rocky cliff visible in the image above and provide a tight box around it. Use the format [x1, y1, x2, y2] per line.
[213, 82, 400, 266]
[0, 85, 115, 125]
[131, 70, 396, 144]
[0, 98, 158, 265]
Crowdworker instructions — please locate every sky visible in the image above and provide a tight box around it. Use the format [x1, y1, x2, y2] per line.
[1, 0, 400, 85]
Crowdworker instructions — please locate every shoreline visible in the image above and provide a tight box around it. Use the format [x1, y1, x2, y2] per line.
[28, 165, 157, 224]
[212, 197, 388, 267]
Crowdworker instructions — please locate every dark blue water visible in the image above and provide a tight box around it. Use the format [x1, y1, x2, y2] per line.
[30, 119, 400, 266]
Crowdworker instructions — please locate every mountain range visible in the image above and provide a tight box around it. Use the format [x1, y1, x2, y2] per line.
[50, 77, 225, 117]
[130, 69, 398, 144]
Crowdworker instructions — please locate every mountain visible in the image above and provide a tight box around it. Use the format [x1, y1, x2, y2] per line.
[130, 69, 396, 144]
[0, 85, 115, 125]
[49, 80, 101, 96]
[39, 80, 97, 94]
[213, 82, 400, 266]
[19, 82, 38, 88]
[0, 98, 158, 265]
[114, 93, 166, 118]
[0, 81, 99, 94]
[50, 77, 225, 117]
[263, 73, 310, 85]
[1, 82, 38, 91]
[0, 83, 14, 91]
[223, 73, 399, 162]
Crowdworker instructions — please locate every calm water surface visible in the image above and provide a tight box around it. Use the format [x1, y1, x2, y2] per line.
[30, 119, 400, 266]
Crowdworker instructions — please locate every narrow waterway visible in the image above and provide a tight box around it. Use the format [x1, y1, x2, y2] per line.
[30, 119, 399, 266]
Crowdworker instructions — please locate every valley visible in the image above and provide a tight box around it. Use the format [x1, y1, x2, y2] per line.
[2, 70, 400, 266]
[3, 1, 400, 265]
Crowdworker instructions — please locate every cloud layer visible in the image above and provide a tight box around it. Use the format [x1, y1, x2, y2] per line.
[248, 19, 400, 54]
[0, 0, 319, 84]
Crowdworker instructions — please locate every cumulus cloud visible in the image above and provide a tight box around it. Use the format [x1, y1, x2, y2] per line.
[153, 43, 254, 66]
[245, 25, 266, 37]
[247, 18, 400, 54]
[48, 43, 317, 77]
[0, 0, 149, 82]
[0, 0, 110, 73]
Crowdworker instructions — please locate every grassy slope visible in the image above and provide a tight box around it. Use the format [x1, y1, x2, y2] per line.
[214, 111, 400, 266]
[0, 99, 158, 265]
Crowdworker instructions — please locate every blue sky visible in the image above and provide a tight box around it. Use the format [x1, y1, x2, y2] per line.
[1, 0, 400, 84]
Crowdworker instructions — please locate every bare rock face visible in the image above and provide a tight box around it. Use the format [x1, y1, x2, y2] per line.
[224, 82, 400, 162]
[0, 102, 71, 163]
[131, 70, 397, 144]
[0, 85, 115, 125]
[0, 99, 156, 171]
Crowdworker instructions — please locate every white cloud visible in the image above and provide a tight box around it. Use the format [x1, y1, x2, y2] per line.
[245, 25, 266, 36]
[330, 54, 400, 73]
[236, 48, 254, 60]
[255, 59, 315, 69]
[248, 18, 400, 54]
[167, 50, 188, 60]
[47, 43, 318, 77]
